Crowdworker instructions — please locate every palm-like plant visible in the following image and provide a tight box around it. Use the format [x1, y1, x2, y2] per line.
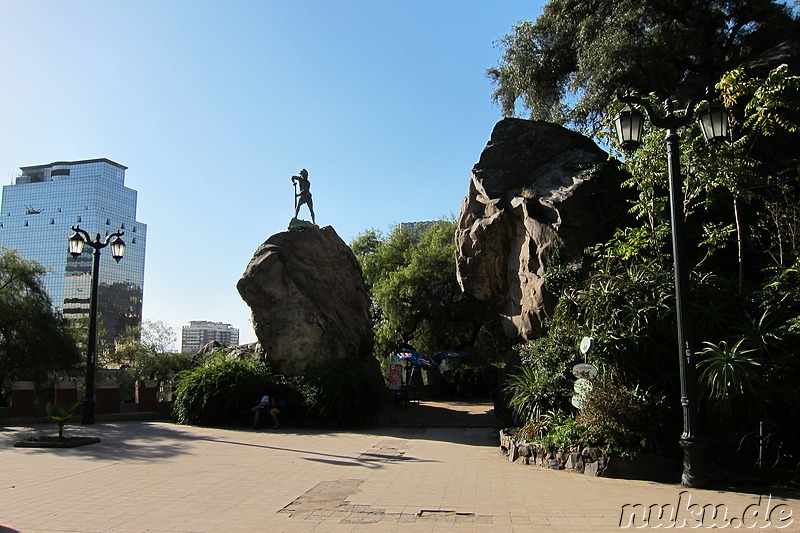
[697, 340, 761, 401]
[503, 365, 561, 424]
[734, 310, 785, 357]
[45, 402, 79, 440]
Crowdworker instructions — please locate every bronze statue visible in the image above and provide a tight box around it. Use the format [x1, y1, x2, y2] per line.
[291, 169, 315, 225]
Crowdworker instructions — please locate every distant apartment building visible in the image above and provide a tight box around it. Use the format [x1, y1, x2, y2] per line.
[395, 220, 436, 234]
[181, 321, 240, 354]
[0, 158, 146, 341]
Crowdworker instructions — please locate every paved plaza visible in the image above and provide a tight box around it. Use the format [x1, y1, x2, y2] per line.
[1, 402, 798, 532]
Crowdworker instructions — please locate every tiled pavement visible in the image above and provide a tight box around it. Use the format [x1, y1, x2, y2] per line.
[1, 402, 798, 532]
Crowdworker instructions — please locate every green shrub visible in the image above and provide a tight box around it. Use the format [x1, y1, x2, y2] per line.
[576, 378, 667, 456]
[539, 410, 584, 451]
[504, 324, 575, 423]
[307, 359, 386, 426]
[172, 354, 311, 425]
[518, 409, 585, 451]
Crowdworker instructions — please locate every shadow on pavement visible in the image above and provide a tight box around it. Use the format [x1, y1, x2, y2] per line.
[1, 421, 209, 462]
[1, 400, 501, 461]
[379, 399, 498, 428]
[194, 434, 439, 470]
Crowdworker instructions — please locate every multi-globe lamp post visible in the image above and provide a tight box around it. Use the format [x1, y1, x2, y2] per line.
[614, 93, 729, 488]
[68, 225, 126, 425]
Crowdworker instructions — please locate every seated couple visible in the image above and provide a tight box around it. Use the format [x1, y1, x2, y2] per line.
[251, 394, 281, 429]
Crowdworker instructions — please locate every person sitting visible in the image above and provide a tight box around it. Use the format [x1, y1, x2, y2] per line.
[251, 394, 281, 429]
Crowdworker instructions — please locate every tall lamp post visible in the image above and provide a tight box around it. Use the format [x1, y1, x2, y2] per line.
[68, 225, 126, 425]
[614, 94, 728, 488]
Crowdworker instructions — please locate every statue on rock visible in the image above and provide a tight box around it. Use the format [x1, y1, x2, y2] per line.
[290, 168, 316, 228]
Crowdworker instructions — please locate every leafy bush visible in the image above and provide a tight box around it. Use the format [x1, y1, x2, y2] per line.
[172, 350, 386, 427]
[697, 340, 760, 401]
[539, 410, 584, 451]
[518, 409, 585, 451]
[307, 359, 386, 426]
[576, 379, 668, 456]
[505, 324, 575, 423]
[173, 354, 311, 425]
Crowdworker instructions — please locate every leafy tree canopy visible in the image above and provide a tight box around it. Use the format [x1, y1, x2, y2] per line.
[506, 65, 800, 455]
[0, 248, 81, 394]
[489, 0, 797, 131]
[351, 220, 510, 365]
[111, 320, 191, 382]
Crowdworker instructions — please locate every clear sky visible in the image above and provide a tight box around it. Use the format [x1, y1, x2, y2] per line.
[0, 0, 546, 346]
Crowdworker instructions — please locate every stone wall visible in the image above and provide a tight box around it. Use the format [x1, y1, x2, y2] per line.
[499, 429, 679, 483]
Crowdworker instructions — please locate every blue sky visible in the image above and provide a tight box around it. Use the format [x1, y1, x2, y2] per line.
[0, 0, 545, 345]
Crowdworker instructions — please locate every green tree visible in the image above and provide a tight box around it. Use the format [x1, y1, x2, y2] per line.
[351, 220, 509, 363]
[490, 3, 800, 459]
[0, 248, 81, 398]
[716, 64, 800, 279]
[69, 313, 112, 366]
[489, 0, 797, 131]
[515, 66, 800, 455]
[595, 63, 799, 297]
[112, 320, 191, 385]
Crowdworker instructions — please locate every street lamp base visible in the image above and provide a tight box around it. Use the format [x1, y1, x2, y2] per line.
[81, 399, 96, 425]
[680, 438, 708, 488]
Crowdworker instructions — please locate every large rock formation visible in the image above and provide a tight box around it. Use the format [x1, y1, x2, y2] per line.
[237, 225, 376, 377]
[456, 118, 629, 341]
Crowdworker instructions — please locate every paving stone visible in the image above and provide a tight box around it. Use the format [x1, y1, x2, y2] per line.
[1, 403, 797, 532]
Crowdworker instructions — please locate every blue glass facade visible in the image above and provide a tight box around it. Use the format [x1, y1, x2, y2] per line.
[0, 158, 146, 340]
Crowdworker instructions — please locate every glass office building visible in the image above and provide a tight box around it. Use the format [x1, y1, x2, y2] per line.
[0, 158, 146, 341]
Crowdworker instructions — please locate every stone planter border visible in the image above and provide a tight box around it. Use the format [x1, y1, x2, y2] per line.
[499, 429, 678, 483]
[14, 437, 101, 448]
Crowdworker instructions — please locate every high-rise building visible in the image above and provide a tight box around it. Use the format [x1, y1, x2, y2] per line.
[0, 158, 147, 341]
[181, 321, 240, 354]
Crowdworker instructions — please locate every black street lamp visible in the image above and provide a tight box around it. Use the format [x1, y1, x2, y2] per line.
[614, 93, 728, 488]
[68, 225, 125, 425]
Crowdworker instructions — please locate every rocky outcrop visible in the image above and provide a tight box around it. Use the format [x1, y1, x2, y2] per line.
[237, 225, 377, 377]
[456, 118, 629, 340]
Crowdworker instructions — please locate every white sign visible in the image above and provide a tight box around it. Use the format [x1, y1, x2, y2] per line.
[571, 394, 587, 409]
[574, 378, 594, 395]
[572, 363, 599, 380]
[580, 336, 595, 354]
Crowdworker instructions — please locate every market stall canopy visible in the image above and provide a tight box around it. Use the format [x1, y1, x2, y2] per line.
[394, 349, 438, 370]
